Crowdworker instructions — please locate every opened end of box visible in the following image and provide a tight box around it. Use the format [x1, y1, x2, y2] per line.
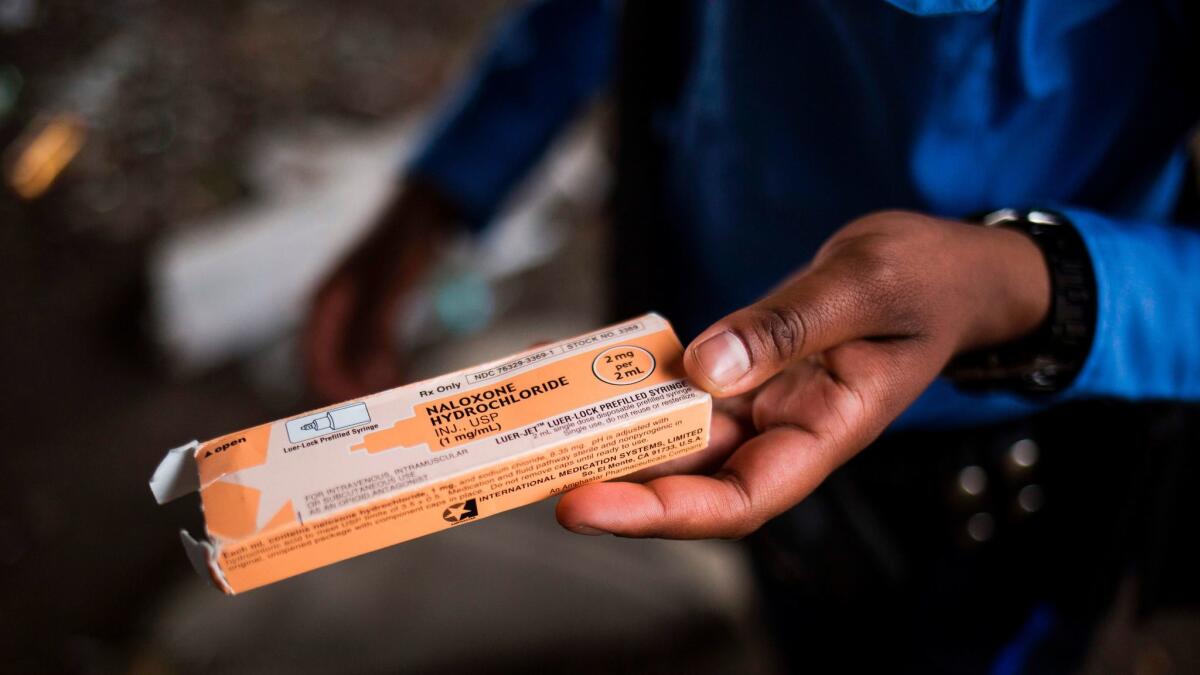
[180, 529, 234, 594]
[149, 441, 201, 505]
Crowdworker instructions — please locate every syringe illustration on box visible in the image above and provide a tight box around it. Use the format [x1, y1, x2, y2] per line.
[286, 403, 371, 443]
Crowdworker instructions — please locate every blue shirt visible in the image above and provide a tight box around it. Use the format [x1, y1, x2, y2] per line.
[409, 0, 1200, 429]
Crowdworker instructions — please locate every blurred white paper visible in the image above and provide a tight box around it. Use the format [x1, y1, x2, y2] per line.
[150, 117, 607, 372]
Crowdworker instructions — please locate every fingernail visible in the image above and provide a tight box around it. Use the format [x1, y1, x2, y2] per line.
[693, 331, 751, 389]
[571, 524, 608, 536]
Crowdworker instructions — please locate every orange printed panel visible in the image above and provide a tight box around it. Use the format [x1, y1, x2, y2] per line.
[201, 481, 261, 541]
[195, 423, 272, 487]
[217, 398, 711, 593]
[166, 314, 714, 593]
[352, 330, 686, 454]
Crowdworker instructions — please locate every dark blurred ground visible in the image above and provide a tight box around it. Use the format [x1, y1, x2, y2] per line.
[0, 2, 775, 673]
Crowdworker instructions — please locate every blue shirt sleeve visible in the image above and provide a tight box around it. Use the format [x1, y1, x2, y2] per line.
[895, 204, 1200, 432]
[407, 0, 617, 229]
[1057, 206, 1200, 401]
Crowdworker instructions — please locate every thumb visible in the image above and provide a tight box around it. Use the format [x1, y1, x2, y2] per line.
[685, 264, 898, 396]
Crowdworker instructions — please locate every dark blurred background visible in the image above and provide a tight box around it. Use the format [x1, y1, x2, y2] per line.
[0, 2, 778, 673]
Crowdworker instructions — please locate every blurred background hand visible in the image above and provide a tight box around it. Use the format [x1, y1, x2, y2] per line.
[304, 178, 459, 402]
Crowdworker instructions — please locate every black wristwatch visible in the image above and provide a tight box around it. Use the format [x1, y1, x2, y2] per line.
[944, 208, 1097, 393]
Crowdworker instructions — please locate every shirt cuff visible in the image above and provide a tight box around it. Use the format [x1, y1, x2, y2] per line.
[1051, 206, 1200, 401]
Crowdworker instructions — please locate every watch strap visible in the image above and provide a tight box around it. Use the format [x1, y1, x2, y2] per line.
[944, 209, 1097, 393]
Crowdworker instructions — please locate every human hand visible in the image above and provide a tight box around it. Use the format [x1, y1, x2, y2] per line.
[557, 211, 1051, 538]
[304, 179, 459, 403]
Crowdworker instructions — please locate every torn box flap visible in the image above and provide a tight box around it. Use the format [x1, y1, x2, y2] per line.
[149, 440, 201, 504]
[180, 529, 233, 594]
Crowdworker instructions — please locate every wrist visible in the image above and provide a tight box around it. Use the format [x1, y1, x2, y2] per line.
[955, 220, 1052, 352]
[381, 177, 462, 238]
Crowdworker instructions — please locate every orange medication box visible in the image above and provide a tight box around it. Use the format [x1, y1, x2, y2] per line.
[150, 314, 711, 594]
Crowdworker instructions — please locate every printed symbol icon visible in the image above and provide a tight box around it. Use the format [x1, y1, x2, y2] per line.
[592, 345, 656, 386]
[442, 498, 479, 523]
[286, 402, 371, 443]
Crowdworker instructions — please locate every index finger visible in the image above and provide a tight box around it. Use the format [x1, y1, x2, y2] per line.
[617, 408, 752, 483]
[556, 424, 838, 539]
